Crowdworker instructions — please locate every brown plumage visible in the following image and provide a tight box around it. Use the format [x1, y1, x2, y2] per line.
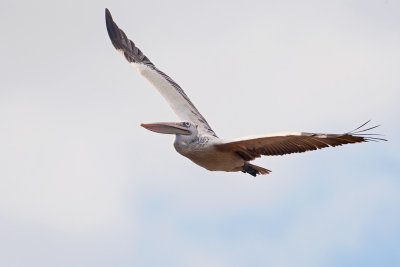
[216, 122, 386, 162]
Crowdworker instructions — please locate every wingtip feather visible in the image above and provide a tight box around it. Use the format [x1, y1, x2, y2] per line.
[347, 120, 387, 142]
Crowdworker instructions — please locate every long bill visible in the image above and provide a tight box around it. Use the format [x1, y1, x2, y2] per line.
[140, 122, 191, 135]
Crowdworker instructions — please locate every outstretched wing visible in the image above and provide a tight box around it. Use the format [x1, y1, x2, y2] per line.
[215, 121, 386, 161]
[105, 9, 216, 137]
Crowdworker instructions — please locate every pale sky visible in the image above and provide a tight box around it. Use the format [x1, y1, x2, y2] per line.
[1, 0, 399, 266]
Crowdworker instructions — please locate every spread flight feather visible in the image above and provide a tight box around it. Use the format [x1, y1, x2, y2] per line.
[216, 122, 385, 161]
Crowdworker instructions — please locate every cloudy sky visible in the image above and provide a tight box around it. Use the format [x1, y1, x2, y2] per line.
[1, 0, 399, 266]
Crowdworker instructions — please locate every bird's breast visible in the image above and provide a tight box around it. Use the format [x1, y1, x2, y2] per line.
[174, 143, 244, 172]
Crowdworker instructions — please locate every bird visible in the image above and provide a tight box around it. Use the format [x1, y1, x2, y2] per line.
[105, 9, 385, 177]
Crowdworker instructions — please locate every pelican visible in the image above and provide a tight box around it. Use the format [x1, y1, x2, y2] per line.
[105, 9, 385, 176]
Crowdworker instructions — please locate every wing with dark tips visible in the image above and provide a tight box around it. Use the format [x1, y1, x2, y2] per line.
[215, 121, 386, 161]
[105, 9, 216, 137]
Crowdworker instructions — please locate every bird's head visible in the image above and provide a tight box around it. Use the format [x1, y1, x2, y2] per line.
[140, 121, 197, 137]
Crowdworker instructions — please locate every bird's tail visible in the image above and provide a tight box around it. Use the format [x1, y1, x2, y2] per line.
[242, 163, 271, 177]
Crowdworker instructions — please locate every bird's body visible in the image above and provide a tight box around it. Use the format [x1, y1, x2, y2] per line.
[105, 9, 385, 176]
[174, 135, 244, 172]
[177, 144, 244, 172]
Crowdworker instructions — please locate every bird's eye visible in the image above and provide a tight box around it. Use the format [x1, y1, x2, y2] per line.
[184, 122, 190, 127]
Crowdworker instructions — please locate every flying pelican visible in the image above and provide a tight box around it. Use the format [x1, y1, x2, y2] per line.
[105, 9, 385, 176]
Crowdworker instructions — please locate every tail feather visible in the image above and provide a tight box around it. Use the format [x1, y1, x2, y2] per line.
[242, 163, 271, 177]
